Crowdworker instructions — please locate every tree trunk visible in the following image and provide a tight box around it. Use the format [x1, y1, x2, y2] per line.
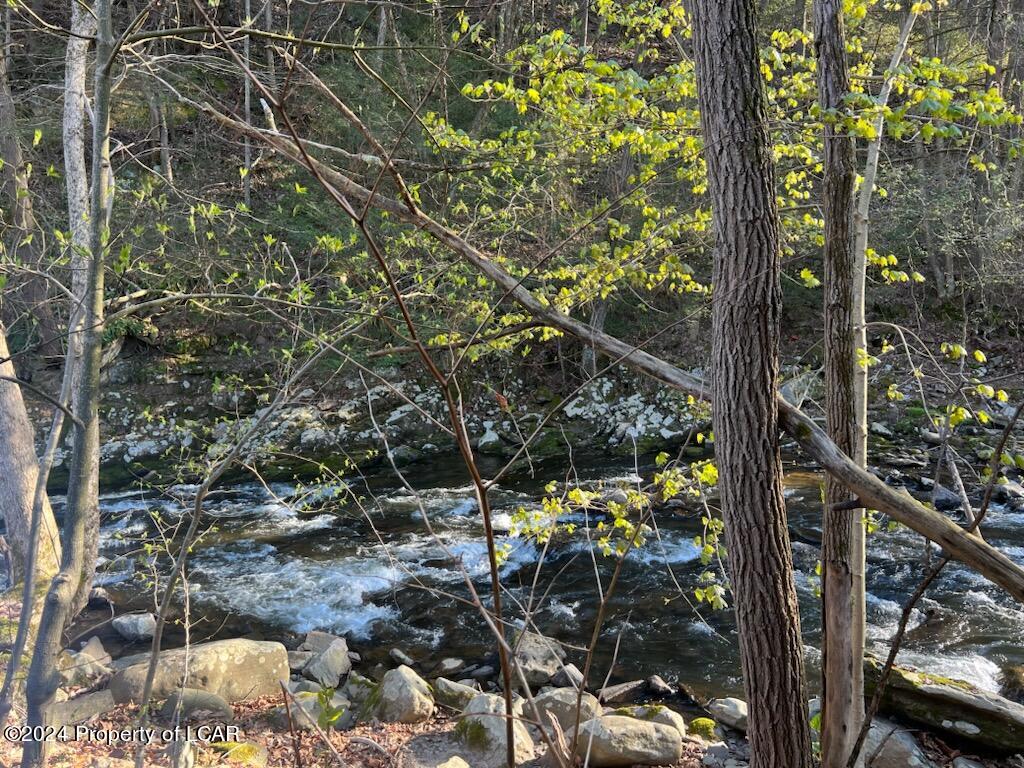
[63, 0, 102, 621]
[21, 0, 111, 761]
[0, 325, 62, 582]
[814, 1, 865, 765]
[690, 2, 813, 767]
[852, 7, 916, 523]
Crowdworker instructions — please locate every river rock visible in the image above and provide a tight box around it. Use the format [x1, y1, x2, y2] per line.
[994, 480, 1024, 504]
[870, 422, 894, 438]
[865, 656, 1024, 751]
[343, 671, 376, 705]
[391, 648, 416, 667]
[571, 715, 682, 767]
[707, 698, 748, 731]
[613, 704, 687, 739]
[646, 675, 674, 698]
[999, 665, 1024, 703]
[552, 663, 585, 689]
[160, 688, 233, 721]
[109, 639, 288, 704]
[297, 630, 342, 654]
[112, 612, 157, 642]
[272, 690, 351, 731]
[864, 718, 935, 768]
[52, 689, 116, 725]
[951, 759, 985, 768]
[513, 630, 566, 686]
[302, 638, 352, 687]
[599, 679, 646, 704]
[59, 639, 112, 687]
[288, 650, 313, 672]
[435, 658, 465, 676]
[375, 665, 434, 723]
[531, 687, 601, 734]
[456, 693, 535, 767]
[434, 677, 479, 710]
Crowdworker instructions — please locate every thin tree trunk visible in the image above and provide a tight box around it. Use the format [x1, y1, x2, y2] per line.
[814, 0, 865, 764]
[690, 1, 813, 766]
[21, 0, 112, 761]
[852, 7, 916, 517]
[63, 0, 102, 622]
[243, 0, 252, 207]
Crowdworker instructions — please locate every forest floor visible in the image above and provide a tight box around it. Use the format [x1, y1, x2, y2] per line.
[0, 695, 708, 767]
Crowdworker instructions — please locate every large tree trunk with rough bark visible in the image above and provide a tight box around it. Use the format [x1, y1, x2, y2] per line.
[21, 1, 112, 763]
[690, 1, 813, 767]
[814, 0, 865, 765]
[0, 325, 62, 582]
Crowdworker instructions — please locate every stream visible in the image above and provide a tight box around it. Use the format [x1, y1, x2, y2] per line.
[80, 452, 1024, 701]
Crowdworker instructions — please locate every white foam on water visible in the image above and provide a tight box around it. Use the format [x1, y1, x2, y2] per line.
[190, 542, 400, 638]
[887, 651, 1002, 692]
[631, 533, 701, 566]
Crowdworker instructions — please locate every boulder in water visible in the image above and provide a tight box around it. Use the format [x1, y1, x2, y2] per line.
[513, 630, 565, 686]
[112, 612, 156, 642]
[866, 656, 1024, 752]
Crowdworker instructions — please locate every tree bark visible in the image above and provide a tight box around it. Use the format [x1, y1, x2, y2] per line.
[21, 0, 112, 761]
[0, 325, 62, 582]
[814, 0, 865, 764]
[63, 0, 103, 621]
[690, 1, 813, 766]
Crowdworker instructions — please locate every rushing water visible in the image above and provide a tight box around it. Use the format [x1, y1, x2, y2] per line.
[80, 452, 1024, 700]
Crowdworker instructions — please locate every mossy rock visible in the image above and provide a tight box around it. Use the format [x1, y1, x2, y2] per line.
[688, 717, 716, 741]
[209, 741, 268, 767]
[864, 655, 1024, 752]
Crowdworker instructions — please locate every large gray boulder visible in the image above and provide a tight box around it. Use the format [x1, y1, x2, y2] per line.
[864, 718, 936, 768]
[109, 639, 288, 704]
[112, 613, 156, 642]
[302, 638, 352, 687]
[531, 687, 600, 734]
[707, 697, 748, 732]
[612, 704, 688, 739]
[374, 665, 434, 723]
[513, 630, 566, 686]
[456, 693, 535, 768]
[571, 715, 682, 767]
[160, 688, 233, 721]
